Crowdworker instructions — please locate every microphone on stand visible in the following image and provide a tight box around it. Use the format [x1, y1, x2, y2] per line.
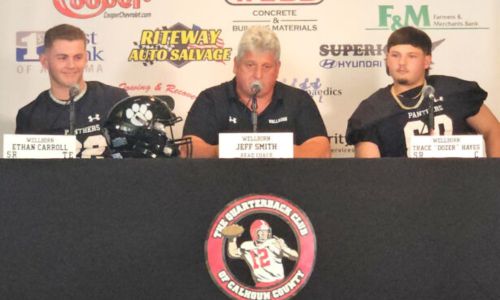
[250, 81, 262, 95]
[250, 81, 262, 133]
[422, 85, 436, 134]
[69, 84, 80, 135]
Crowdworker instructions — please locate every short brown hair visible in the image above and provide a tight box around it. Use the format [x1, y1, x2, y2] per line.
[387, 26, 432, 55]
[44, 24, 86, 50]
[386, 26, 432, 76]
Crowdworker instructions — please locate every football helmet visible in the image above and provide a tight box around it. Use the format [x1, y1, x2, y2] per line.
[250, 220, 272, 243]
[103, 95, 191, 158]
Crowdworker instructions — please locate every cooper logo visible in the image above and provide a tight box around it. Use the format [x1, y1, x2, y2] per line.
[53, 0, 152, 19]
[226, 0, 322, 5]
[206, 194, 316, 299]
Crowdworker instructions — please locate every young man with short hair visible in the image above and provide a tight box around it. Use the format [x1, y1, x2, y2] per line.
[16, 24, 129, 158]
[346, 26, 500, 157]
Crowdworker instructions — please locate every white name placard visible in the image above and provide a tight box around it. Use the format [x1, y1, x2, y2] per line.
[408, 135, 485, 158]
[3, 134, 77, 159]
[219, 132, 293, 159]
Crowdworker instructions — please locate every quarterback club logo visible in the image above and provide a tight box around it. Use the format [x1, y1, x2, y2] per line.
[206, 194, 316, 300]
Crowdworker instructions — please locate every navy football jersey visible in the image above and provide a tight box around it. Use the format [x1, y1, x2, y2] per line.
[346, 75, 487, 157]
[16, 81, 129, 158]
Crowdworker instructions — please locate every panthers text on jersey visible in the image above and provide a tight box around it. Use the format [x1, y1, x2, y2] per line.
[16, 81, 128, 158]
[346, 75, 487, 157]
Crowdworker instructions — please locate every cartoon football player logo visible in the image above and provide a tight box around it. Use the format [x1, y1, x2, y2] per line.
[223, 219, 299, 288]
[206, 194, 316, 300]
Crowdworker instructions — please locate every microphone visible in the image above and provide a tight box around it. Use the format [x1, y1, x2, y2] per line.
[250, 81, 261, 133]
[423, 85, 436, 133]
[250, 81, 262, 95]
[69, 84, 80, 98]
[68, 84, 80, 135]
[422, 85, 435, 100]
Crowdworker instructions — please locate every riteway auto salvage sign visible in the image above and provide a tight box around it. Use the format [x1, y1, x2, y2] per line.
[128, 23, 232, 68]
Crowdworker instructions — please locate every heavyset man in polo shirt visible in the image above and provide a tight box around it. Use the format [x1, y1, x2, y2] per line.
[182, 26, 330, 158]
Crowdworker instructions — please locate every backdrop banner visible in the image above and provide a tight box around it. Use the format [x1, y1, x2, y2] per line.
[3, 1, 499, 157]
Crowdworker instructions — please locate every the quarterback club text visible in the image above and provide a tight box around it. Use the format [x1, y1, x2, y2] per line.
[218, 270, 305, 300]
[213, 199, 309, 238]
[54, 0, 152, 18]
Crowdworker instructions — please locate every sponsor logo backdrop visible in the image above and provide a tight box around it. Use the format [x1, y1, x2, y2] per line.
[2, 0, 498, 157]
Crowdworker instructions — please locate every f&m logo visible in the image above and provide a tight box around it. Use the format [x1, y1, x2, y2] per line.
[226, 0, 322, 5]
[379, 5, 430, 30]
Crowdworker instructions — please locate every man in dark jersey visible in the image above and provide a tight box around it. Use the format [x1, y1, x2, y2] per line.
[346, 26, 499, 157]
[182, 26, 330, 158]
[16, 24, 128, 158]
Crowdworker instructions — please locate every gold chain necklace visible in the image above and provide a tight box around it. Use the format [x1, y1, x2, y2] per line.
[390, 82, 426, 110]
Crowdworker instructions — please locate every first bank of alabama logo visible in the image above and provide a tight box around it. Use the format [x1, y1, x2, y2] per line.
[206, 194, 316, 300]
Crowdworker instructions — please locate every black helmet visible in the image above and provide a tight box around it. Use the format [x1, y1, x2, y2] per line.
[103, 95, 191, 158]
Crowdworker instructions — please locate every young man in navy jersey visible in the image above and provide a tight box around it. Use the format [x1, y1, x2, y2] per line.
[16, 24, 128, 158]
[346, 26, 500, 157]
[182, 26, 330, 158]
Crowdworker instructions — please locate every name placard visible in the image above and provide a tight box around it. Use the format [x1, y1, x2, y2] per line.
[219, 132, 293, 159]
[3, 134, 77, 159]
[408, 135, 485, 158]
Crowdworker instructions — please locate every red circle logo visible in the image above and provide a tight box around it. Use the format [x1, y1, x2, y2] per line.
[206, 194, 316, 299]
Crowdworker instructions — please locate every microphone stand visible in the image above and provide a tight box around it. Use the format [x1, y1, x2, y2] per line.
[68, 87, 79, 135]
[428, 93, 435, 135]
[251, 93, 258, 133]
[69, 97, 76, 135]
